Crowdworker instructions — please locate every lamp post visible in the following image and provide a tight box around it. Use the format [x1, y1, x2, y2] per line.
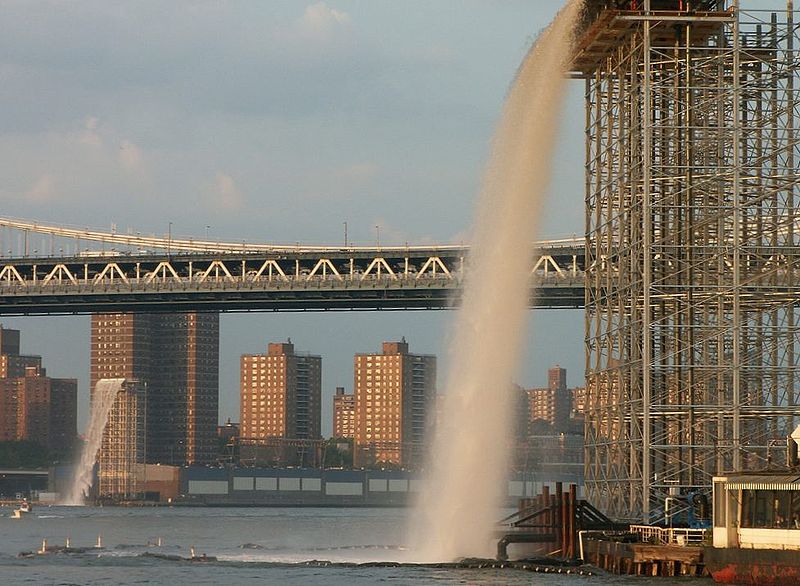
[375, 224, 380, 248]
[343, 221, 348, 247]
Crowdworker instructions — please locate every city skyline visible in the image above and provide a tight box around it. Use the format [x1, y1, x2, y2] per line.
[0, 1, 586, 436]
[1, 318, 583, 438]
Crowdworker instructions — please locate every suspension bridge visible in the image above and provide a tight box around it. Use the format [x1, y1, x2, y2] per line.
[0, 217, 584, 314]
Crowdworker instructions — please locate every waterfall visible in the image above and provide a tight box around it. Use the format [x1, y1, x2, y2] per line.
[409, 0, 584, 561]
[61, 378, 124, 505]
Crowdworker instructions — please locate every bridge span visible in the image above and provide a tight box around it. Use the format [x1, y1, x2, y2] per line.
[0, 218, 585, 314]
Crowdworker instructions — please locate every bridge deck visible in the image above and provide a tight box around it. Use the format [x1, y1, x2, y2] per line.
[0, 248, 585, 314]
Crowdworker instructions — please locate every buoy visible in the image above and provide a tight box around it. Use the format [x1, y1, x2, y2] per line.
[96, 534, 103, 548]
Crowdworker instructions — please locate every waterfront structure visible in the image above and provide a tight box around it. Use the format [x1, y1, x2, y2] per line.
[333, 387, 355, 438]
[353, 339, 436, 468]
[707, 469, 800, 584]
[575, 0, 800, 519]
[240, 341, 322, 441]
[178, 465, 556, 507]
[91, 312, 219, 466]
[0, 327, 76, 453]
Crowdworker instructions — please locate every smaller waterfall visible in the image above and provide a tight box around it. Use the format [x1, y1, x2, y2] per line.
[61, 378, 124, 505]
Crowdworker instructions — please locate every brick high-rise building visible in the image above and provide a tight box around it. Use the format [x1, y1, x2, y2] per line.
[354, 339, 436, 468]
[548, 365, 571, 430]
[240, 341, 321, 440]
[49, 377, 78, 452]
[0, 328, 77, 454]
[525, 365, 583, 436]
[332, 387, 355, 438]
[572, 386, 586, 414]
[0, 328, 43, 379]
[90, 312, 219, 466]
[526, 365, 572, 433]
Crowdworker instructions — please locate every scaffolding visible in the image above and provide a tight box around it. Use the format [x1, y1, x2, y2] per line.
[98, 379, 146, 500]
[577, 0, 800, 520]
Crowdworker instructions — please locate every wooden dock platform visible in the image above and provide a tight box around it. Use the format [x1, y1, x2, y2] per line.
[584, 539, 705, 577]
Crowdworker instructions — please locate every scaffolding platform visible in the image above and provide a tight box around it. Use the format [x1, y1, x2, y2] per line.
[572, 8, 733, 77]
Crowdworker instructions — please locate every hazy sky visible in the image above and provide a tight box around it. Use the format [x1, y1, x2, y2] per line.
[0, 1, 585, 433]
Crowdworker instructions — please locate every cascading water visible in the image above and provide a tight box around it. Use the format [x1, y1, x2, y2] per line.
[409, 0, 584, 561]
[61, 378, 124, 505]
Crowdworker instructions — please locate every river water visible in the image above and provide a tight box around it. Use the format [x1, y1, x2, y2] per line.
[0, 506, 711, 585]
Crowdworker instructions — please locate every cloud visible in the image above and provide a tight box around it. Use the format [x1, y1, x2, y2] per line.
[77, 116, 102, 147]
[0, 114, 155, 213]
[24, 174, 55, 202]
[118, 140, 143, 171]
[211, 172, 244, 211]
[298, 2, 352, 38]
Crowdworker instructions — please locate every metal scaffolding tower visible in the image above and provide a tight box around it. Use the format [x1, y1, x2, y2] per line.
[575, 0, 800, 520]
[98, 380, 146, 500]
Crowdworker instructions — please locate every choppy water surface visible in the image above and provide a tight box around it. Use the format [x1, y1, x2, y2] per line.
[0, 506, 711, 585]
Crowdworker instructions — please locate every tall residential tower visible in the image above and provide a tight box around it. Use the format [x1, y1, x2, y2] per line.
[91, 312, 219, 466]
[354, 339, 436, 467]
[240, 341, 322, 440]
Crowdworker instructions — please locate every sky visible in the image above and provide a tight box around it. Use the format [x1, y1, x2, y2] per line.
[0, 1, 586, 434]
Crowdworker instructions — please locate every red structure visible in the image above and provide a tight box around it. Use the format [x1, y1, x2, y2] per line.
[0, 327, 76, 453]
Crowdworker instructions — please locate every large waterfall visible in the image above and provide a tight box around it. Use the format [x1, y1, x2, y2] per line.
[410, 0, 584, 561]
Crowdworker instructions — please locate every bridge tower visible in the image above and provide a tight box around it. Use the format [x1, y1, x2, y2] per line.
[574, 0, 800, 520]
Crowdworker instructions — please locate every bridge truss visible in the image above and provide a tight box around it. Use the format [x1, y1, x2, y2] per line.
[577, 0, 800, 520]
[0, 218, 584, 314]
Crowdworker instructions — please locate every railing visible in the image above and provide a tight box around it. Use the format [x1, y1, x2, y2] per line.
[629, 525, 708, 546]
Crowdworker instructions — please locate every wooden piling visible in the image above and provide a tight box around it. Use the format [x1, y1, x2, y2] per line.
[568, 484, 577, 558]
[541, 485, 550, 556]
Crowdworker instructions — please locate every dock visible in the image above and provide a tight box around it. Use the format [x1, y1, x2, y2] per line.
[496, 485, 708, 577]
[583, 539, 705, 577]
